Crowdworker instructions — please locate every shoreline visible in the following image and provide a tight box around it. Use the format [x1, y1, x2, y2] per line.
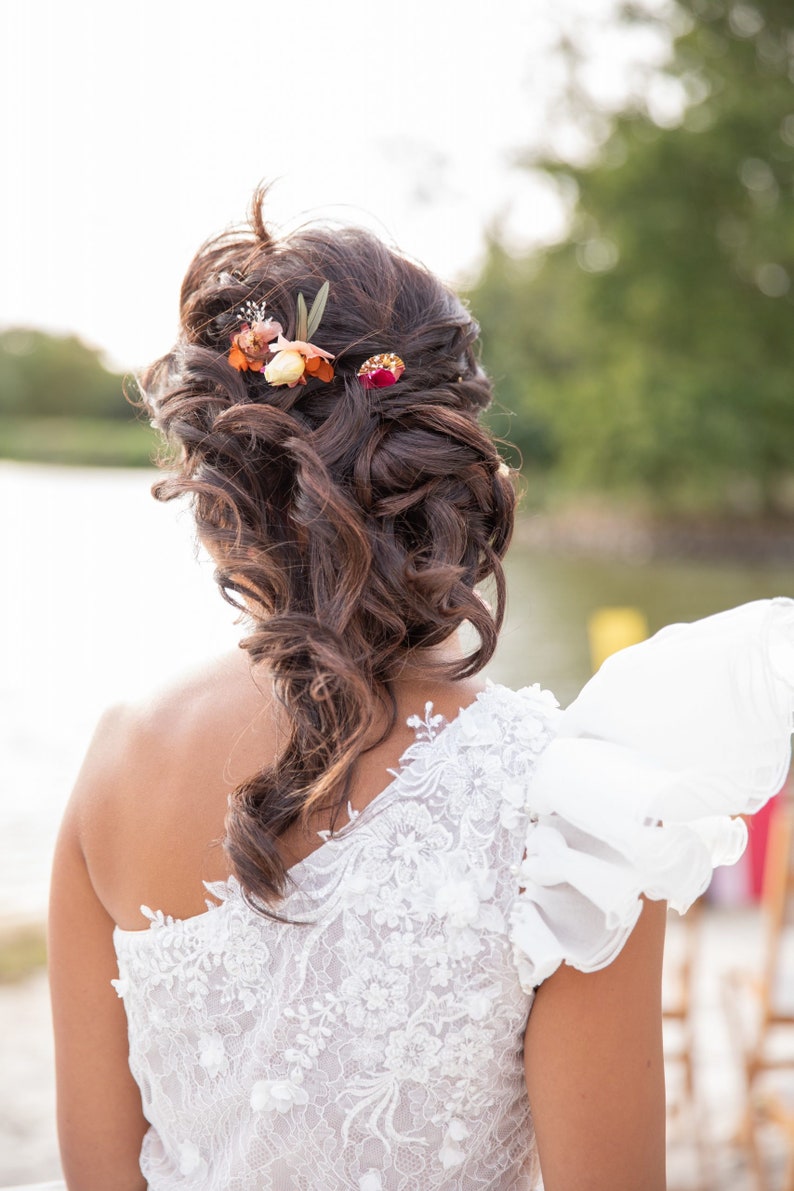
[516, 505, 794, 566]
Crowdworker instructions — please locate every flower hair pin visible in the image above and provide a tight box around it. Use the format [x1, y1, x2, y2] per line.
[357, 352, 405, 390]
[228, 300, 283, 373]
[228, 282, 335, 388]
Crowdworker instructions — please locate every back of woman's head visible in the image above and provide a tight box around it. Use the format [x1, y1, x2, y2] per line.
[142, 187, 516, 911]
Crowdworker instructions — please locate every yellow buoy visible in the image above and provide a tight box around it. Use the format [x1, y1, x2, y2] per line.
[587, 606, 649, 672]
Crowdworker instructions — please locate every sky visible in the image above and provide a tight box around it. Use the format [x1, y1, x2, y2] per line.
[1, 0, 672, 370]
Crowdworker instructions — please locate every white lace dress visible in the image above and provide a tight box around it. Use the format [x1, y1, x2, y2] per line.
[113, 599, 794, 1190]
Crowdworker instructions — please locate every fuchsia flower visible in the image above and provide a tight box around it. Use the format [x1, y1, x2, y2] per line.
[357, 353, 405, 390]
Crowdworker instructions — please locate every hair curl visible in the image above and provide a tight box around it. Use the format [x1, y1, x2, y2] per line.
[141, 188, 516, 912]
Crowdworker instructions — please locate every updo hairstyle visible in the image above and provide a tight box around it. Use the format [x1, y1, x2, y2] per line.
[142, 189, 516, 911]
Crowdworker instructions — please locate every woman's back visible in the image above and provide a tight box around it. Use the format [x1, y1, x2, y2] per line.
[81, 649, 487, 931]
[102, 669, 556, 1189]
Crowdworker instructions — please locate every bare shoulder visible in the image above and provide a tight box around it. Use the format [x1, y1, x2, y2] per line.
[71, 649, 270, 814]
[68, 649, 276, 927]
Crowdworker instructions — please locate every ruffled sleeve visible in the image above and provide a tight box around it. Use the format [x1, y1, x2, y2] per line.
[510, 597, 794, 993]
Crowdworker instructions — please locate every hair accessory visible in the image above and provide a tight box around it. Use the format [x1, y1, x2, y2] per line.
[228, 299, 283, 373]
[236, 298, 270, 326]
[264, 281, 334, 387]
[228, 283, 335, 387]
[357, 353, 405, 390]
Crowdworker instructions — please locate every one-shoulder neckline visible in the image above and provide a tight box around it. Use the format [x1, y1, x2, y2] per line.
[114, 682, 512, 939]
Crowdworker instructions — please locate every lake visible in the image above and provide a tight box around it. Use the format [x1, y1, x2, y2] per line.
[1, 461, 792, 921]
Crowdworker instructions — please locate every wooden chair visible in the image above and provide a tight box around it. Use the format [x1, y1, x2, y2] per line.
[723, 787, 794, 1190]
[663, 897, 712, 1189]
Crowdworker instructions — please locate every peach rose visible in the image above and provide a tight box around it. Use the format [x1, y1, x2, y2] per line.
[228, 318, 282, 372]
[264, 335, 335, 388]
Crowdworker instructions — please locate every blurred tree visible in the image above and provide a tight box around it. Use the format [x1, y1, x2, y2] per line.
[472, 0, 794, 513]
[0, 328, 127, 419]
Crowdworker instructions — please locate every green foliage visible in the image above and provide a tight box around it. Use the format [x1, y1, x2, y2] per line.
[0, 327, 155, 465]
[0, 328, 127, 419]
[471, 0, 794, 513]
[0, 416, 157, 467]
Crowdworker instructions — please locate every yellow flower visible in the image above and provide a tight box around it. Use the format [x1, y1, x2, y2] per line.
[263, 349, 307, 387]
[264, 335, 335, 388]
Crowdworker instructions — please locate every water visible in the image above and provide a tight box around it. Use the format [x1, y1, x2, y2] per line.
[0, 462, 240, 922]
[1, 461, 792, 921]
[496, 549, 794, 705]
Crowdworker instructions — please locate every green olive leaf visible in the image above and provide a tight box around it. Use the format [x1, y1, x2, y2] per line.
[295, 292, 308, 342]
[306, 280, 330, 341]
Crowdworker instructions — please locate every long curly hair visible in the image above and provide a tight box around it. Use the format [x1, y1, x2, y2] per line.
[141, 189, 516, 911]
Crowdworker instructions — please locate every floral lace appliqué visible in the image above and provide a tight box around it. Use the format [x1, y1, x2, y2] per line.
[112, 683, 557, 1190]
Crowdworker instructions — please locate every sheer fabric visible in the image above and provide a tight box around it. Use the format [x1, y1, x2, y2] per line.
[113, 598, 794, 1190]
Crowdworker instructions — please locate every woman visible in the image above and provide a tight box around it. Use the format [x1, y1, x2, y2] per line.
[49, 191, 794, 1190]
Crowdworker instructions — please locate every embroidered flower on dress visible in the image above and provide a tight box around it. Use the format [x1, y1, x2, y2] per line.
[359, 1172, 383, 1191]
[338, 960, 410, 1033]
[361, 801, 453, 886]
[221, 912, 269, 992]
[435, 877, 483, 928]
[500, 779, 529, 830]
[418, 933, 455, 988]
[110, 976, 128, 999]
[523, 681, 560, 710]
[371, 888, 414, 929]
[383, 928, 417, 968]
[383, 1024, 442, 1081]
[441, 753, 505, 821]
[440, 1022, 496, 1077]
[406, 701, 446, 743]
[464, 985, 502, 1021]
[419, 858, 508, 961]
[197, 1031, 226, 1078]
[251, 1075, 309, 1114]
[178, 1140, 205, 1176]
[349, 1031, 389, 1068]
[439, 1118, 470, 1170]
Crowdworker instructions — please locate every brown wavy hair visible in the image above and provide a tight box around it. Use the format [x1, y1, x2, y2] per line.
[141, 189, 516, 912]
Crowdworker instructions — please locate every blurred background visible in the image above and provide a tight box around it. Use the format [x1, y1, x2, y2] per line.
[1, 0, 793, 1186]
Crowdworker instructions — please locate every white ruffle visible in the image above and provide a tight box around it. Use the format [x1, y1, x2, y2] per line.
[510, 598, 794, 992]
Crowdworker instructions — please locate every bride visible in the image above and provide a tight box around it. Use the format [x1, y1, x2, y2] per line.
[48, 190, 794, 1190]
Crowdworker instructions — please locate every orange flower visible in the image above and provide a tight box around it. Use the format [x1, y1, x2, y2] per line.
[305, 355, 335, 382]
[227, 318, 283, 373]
[228, 341, 253, 371]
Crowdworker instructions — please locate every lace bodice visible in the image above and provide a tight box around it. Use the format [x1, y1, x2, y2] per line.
[114, 684, 558, 1191]
[113, 599, 794, 1190]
